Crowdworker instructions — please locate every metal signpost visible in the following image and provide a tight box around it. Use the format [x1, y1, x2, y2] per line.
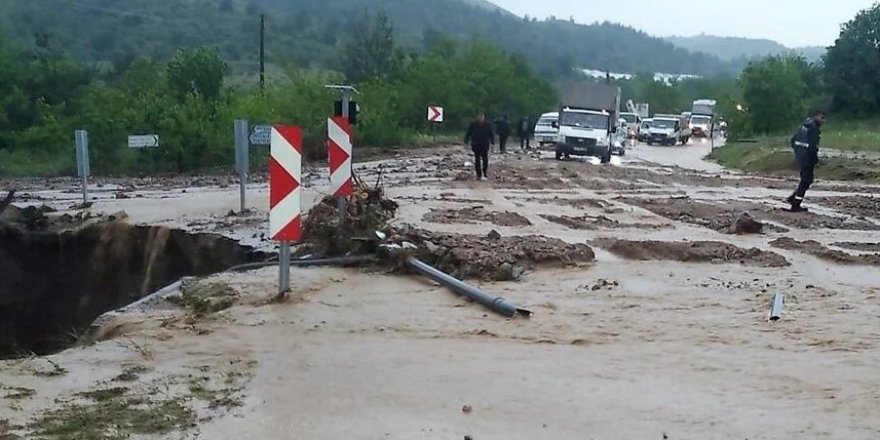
[269, 125, 303, 297]
[234, 119, 250, 212]
[325, 85, 359, 226]
[74, 130, 90, 204]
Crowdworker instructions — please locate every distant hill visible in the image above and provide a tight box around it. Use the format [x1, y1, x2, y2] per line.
[0, 0, 734, 77]
[667, 34, 826, 64]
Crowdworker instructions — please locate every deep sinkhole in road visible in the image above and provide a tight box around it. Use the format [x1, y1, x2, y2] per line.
[0, 222, 265, 359]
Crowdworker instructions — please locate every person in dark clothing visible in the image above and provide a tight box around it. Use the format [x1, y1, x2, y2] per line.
[495, 115, 511, 154]
[786, 110, 826, 212]
[517, 116, 533, 150]
[464, 111, 495, 180]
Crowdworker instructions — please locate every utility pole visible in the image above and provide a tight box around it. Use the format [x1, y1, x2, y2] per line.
[260, 13, 265, 93]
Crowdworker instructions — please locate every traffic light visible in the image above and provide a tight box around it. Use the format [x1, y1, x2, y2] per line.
[334, 100, 359, 125]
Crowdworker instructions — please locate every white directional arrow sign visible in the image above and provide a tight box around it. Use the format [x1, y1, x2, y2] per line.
[128, 135, 160, 148]
[427, 105, 444, 123]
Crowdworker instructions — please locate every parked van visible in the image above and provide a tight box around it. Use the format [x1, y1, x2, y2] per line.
[534, 112, 559, 146]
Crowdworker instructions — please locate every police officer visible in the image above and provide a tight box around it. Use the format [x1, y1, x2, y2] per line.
[464, 111, 495, 180]
[786, 110, 826, 212]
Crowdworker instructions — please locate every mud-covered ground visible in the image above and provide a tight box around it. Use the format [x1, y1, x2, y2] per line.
[2, 141, 880, 439]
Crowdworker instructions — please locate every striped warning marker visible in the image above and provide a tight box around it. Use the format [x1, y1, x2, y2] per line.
[328, 116, 353, 197]
[269, 125, 302, 242]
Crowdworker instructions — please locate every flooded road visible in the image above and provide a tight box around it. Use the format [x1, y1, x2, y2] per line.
[2, 141, 879, 439]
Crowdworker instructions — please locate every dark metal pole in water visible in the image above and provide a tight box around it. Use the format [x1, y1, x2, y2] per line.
[406, 257, 532, 318]
[278, 243, 291, 296]
[769, 293, 784, 321]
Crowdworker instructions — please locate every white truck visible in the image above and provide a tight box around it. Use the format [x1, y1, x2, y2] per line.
[646, 114, 691, 146]
[690, 99, 717, 138]
[553, 82, 621, 162]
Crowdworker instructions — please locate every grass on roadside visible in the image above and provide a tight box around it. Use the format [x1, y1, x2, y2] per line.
[710, 140, 880, 183]
[820, 118, 880, 153]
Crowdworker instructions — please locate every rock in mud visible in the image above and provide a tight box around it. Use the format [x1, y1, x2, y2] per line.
[729, 212, 764, 234]
[594, 238, 790, 267]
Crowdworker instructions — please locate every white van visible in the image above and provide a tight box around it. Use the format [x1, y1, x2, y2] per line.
[534, 112, 559, 146]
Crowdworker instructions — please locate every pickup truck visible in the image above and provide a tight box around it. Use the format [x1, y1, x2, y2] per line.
[646, 115, 691, 146]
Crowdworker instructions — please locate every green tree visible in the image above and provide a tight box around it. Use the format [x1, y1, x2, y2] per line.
[341, 10, 396, 83]
[740, 56, 810, 134]
[824, 3, 880, 115]
[166, 47, 228, 103]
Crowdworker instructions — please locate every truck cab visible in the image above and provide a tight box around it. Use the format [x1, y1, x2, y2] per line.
[553, 82, 620, 163]
[689, 114, 712, 138]
[554, 108, 614, 161]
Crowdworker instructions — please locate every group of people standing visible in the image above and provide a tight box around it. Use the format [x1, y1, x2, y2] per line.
[463, 111, 535, 180]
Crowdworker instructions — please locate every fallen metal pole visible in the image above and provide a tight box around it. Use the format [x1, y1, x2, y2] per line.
[406, 257, 532, 318]
[769, 293, 784, 321]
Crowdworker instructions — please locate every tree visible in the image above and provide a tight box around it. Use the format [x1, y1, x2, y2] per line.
[341, 10, 396, 83]
[824, 3, 880, 115]
[166, 47, 228, 103]
[740, 56, 810, 134]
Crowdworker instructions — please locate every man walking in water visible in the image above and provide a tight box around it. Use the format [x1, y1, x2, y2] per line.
[464, 111, 495, 180]
[786, 110, 826, 212]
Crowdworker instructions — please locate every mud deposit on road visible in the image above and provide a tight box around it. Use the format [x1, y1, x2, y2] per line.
[832, 242, 880, 252]
[508, 196, 612, 210]
[593, 238, 790, 267]
[423, 206, 532, 227]
[816, 195, 880, 220]
[540, 214, 666, 230]
[622, 196, 880, 232]
[390, 227, 594, 281]
[771, 237, 880, 266]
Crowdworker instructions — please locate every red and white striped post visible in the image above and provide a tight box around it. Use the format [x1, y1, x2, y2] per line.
[328, 116, 353, 226]
[269, 124, 303, 295]
[328, 116, 353, 197]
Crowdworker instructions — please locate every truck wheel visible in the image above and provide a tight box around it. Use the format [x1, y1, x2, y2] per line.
[647, 141, 653, 146]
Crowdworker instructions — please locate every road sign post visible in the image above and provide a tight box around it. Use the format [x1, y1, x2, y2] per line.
[328, 116, 353, 196]
[128, 135, 160, 149]
[234, 119, 249, 212]
[326, 85, 359, 228]
[74, 130, 90, 204]
[269, 125, 303, 297]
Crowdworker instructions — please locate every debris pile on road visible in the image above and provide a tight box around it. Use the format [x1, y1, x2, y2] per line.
[770, 237, 880, 266]
[0, 191, 126, 232]
[300, 182, 398, 256]
[382, 226, 595, 281]
[593, 238, 790, 267]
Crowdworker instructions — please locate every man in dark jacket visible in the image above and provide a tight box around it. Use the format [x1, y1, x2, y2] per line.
[495, 115, 511, 154]
[786, 110, 826, 212]
[464, 111, 495, 180]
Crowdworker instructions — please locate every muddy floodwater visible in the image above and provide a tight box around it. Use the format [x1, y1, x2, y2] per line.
[1, 141, 880, 439]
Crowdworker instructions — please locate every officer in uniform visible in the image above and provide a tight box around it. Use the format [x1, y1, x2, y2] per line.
[786, 110, 827, 212]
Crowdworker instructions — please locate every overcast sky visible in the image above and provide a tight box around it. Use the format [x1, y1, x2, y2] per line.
[490, 0, 875, 47]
